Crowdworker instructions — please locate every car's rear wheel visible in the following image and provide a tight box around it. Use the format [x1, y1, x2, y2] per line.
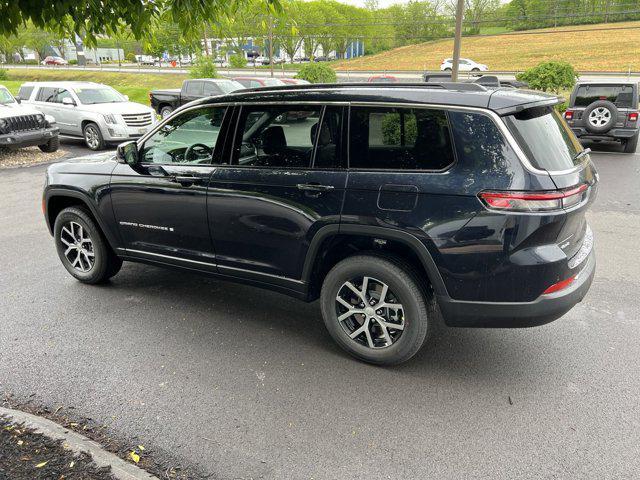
[160, 106, 173, 119]
[38, 136, 59, 153]
[320, 253, 433, 365]
[83, 122, 105, 150]
[623, 133, 639, 153]
[444, 67, 452, 72]
[54, 207, 122, 284]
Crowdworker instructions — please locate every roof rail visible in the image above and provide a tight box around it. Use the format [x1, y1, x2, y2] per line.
[234, 82, 488, 94]
[422, 82, 488, 92]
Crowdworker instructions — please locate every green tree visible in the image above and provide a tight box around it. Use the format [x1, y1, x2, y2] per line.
[295, 63, 336, 83]
[190, 55, 218, 78]
[516, 61, 578, 93]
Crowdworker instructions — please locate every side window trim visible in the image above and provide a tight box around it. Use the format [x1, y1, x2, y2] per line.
[346, 104, 456, 174]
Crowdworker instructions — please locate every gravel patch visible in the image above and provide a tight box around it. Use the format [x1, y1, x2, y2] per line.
[0, 146, 67, 169]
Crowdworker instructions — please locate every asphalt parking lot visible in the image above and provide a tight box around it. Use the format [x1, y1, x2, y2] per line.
[1, 140, 639, 479]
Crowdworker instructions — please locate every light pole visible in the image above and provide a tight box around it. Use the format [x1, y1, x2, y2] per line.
[450, 0, 465, 82]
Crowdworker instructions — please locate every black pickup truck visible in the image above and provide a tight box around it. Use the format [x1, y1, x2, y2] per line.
[149, 78, 243, 118]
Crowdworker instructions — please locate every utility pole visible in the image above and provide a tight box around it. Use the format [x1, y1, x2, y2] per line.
[268, 15, 274, 78]
[450, 0, 465, 82]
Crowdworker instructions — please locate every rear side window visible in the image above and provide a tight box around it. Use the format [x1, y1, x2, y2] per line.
[18, 86, 34, 100]
[349, 107, 454, 171]
[504, 106, 584, 171]
[185, 81, 203, 96]
[203, 82, 221, 96]
[574, 84, 635, 108]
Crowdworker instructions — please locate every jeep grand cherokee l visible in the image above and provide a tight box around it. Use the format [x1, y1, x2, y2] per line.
[43, 83, 597, 365]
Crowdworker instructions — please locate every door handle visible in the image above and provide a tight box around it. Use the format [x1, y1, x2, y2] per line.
[297, 183, 334, 192]
[170, 175, 202, 186]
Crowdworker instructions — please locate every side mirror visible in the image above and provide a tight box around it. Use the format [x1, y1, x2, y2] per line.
[116, 141, 140, 166]
[15, 96, 21, 104]
[62, 97, 75, 106]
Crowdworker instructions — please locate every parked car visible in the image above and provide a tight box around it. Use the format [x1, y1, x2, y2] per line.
[0, 85, 59, 152]
[150, 78, 244, 118]
[41, 56, 68, 66]
[564, 81, 639, 153]
[367, 74, 399, 83]
[280, 78, 310, 85]
[232, 77, 286, 88]
[43, 82, 597, 365]
[19, 81, 157, 150]
[440, 58, 488, 72]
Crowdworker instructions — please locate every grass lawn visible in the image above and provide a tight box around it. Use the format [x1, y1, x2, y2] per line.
[1, 69, 188, 105]
[333, 20, 640, 72]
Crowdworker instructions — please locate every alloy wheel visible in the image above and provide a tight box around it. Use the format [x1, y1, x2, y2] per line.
[335, 276, 405, 349]
[588, 107, 611, 127]
[59, 221, 95, 272]
[85, 126, 100, 149]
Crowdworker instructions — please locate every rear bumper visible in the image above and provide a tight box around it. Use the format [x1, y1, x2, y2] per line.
[571, 127, 638, 140]
[0, 127, 58, 149]
[437, 251, 596, 328]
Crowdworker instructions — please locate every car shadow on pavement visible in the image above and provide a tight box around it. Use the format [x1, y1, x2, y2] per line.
[81, 261, 573, 387]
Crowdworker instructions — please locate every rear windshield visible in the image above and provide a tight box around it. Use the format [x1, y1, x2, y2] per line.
[574, 84, 635, 108]
[504, 106, 586, 171]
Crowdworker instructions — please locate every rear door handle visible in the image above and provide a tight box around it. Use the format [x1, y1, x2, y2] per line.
[297, 183, 334, 192]
[170, 175, 202, 186]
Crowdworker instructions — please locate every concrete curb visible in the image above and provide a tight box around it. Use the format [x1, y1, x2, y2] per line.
[0, 406, 158, 480]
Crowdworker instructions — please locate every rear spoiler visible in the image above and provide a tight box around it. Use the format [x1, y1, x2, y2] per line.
[491, 96, 565, 116]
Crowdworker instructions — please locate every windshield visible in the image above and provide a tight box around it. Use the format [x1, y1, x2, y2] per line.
[0, 87, 15, 104]
[574, 84, 635, 108]
[218, 80, 244, 94]
[74, 87, 125, 105]
[504, 106, 586, 171]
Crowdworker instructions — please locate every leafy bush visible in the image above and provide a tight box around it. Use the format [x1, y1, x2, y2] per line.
[0, 69, 7, 80]
[516, 61, 577, 94]
[125, 52, 137, 63]
[189, 55, 218, 79]
[229, 54, 247, 69]
[295, 63, 336, 84]
[68, 59, 78, 65]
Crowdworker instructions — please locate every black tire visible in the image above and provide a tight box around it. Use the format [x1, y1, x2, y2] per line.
[38, 136, 59, 153]
[53, 206, 122, 284]
[471, 67, 480, 72]
[623, 133, 639, 153]
[583, 100, 618, 134]
[160, 106, 173, 119]
[320, 253, 434, 365]
[444, 67, 452, 72]
[83, 122, 105, 150]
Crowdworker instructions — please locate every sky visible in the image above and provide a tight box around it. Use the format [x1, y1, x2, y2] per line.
[338, 0, 412, 6]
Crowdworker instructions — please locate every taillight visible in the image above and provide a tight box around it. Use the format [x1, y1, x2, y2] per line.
[478, 184, 588, 212]
[628, 112, 638, 122]
[564, 110, 573, 120]
[543, 275, 576, 294]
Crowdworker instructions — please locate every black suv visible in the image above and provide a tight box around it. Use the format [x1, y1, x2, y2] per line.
[564, 81, 639, 153]
[43, 83, 597, 365]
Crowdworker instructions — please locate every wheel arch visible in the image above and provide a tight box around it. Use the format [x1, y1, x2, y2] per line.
[45, 188, 120, 251]
[302, 225, 449, 300]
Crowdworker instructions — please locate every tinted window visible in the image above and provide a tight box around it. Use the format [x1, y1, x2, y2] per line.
[233, 105, 321, 168]
[504, 106, 585, 171]
[140, 106, 226, 164]
[349, 107, 454, 171]
[18, 86, 34, 101]
[37, 87, 58, 103]
[575, 84, 635, 108]
[185, 81, 203, 96]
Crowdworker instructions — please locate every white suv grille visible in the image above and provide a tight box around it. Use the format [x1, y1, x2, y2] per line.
[121, 113, 153, 127]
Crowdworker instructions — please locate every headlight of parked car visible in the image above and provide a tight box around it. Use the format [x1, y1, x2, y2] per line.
[103, 113, 118, 124]
[44, 114, 56, 127]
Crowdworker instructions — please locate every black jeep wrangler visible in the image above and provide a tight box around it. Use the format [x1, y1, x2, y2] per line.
[564, 81, 639, 153]
[43, 83, 597, 365]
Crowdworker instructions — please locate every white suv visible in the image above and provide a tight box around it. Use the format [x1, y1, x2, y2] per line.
[18, 81, 157, 150]
[440, 58, 488, 73]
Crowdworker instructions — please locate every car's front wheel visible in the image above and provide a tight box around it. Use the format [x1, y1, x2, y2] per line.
[160, 106, 173, 119]
[83, 122, 105, 150]
[320, 253, 433, 365]
[38, 136, 59, 153]
[54, 207, 122, 284]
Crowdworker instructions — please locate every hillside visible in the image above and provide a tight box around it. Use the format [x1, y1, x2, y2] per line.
[333, 21, 640, 72]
